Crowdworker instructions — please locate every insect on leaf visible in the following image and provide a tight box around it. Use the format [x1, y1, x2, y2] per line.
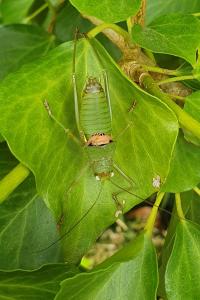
[0, 37, 178, 262]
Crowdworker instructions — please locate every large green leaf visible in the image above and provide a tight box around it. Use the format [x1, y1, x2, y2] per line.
[54, 2, 121, 60]
[146, 0, 200, 25]
[0, 24, 53, 142]
[0, 24, 54, 81]
[0, 264, 77, 300]
[158, 191, 200, 298]
[0, 143, 62, 270]
[162, 132, 200, 192]
[56, 234, 158, 300]
[69, 0, 142, 23]
[184, 91, 200, 145]
[0, 0, 34, 23]
[55, 2, 93, 42]
[184, 189, 200, 224]
[165, 221, 200, 299]
[0, 38, 178, 262]
[132, 14, 200, 66]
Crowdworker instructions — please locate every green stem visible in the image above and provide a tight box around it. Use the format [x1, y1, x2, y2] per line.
[0, 163, 30, 204]
[87, 23, 130, 41]
[139, 64, 180, 76]
[193, 186, 200, 196]
[193, 12, 200, 17]
[24, 2, 48, 23]
[145, 192, 165, 236]
[141, 74, 200, 139]
[167, 94, 185, 102]
[157, 74, 197, 85]
[175, 193, 185, 221]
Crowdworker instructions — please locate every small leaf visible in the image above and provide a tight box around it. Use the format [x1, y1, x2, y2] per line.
[69, 0, 142, 23]
[165, 221, 200, 299]
[56, 234, 158, 300]
[146, 0, 200, 25]
[0, 24, 54, 80]
[132, 14, 200, 65]
[0, 264, 77, 300]
[0, 0, 34, 24]
[162, 132, 200, 192]
[0, 143, 62, 270]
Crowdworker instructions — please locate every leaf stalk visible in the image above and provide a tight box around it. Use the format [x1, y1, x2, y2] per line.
[193, 186, 200, 196]
[0, 163, 30, 204]
[175, 193, 185, 221]
[157, 74, 199, 86]
[24, 3, 48, 23]
[87, 23, 130, 42]
[144, 192, 165, 236]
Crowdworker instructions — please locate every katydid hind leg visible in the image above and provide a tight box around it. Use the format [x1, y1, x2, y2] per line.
[110, 171, 196, 226]
[72, 31, 86, 143]
[102, 70, 112, 123]
[35, 166, 103, 253]
[111, 163, 140, 217]
[72, 73, 82, 137]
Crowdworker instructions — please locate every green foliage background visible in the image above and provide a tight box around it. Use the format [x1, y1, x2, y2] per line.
[0, 0, 200, 299]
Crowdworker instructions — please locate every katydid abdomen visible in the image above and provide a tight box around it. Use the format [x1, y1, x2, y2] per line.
[80, 77, 112, 138]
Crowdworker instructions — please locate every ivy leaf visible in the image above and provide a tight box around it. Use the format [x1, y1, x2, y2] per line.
[55, 2, 93, 42]
[0, 24, 53, 143]
[0, 38, 178, 262]
[0, 24, 54, 81]
[0, 143, 62, 270]
[0, 264, 77, 299]
[56, 234, 158, 300]
[162, 132, 200, 192]
[69, 0, 142, 23]
[165, 221, 200, 299]
[158, 190, 200, 298]
[0, 0, 34, 24]
[184, 190, 200, 224]
[146, 0, 200, 25]
[132, 14, 200, 66]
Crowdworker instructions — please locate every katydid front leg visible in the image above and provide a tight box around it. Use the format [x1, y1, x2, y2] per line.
[44, 100, 69, 133]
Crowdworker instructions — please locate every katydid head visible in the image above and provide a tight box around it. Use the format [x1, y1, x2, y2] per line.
[86, 133, 112, 146]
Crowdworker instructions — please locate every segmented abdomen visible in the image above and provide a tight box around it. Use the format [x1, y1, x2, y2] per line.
[80, 89, 111, 139]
